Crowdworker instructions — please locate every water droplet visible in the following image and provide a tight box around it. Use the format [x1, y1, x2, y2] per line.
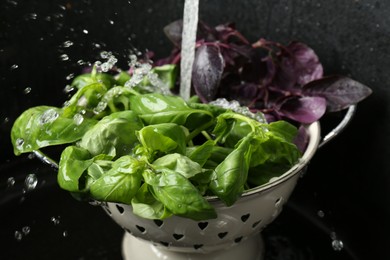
[23, 87, 32, 94]
[7, 177, 15, 188]
[66, 73, 74, 80]
[93, 43, 101, 49]
[7, 0, 18, 6]
[108, 19, 114, 25]
[15, 138, 24, 150]
[14, 230, 23, 241]
[40, 109, 59, 125]
[77, 59, 86, 66]
[332, 239, 344, 251]
[60, 54, 69, 61]
[24, 174, 38, 191]
[10, 64, 19, 70]
[82, 29, 89, 34]
[94, 101, 107, 114]
[317, 210, 325, 218]
[63, 84, 74, 93]
[51, 216, 61, 225]
[3, 117, 9, 124]
[22, 226, 31, 235]
[62, 40, 74, 48]
[25, 13, 38, 20]
[63, 230, 68, 237]
[73, 113, 84, 125]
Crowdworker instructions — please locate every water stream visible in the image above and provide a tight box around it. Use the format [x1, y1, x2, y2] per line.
[179, 0, 199, 100]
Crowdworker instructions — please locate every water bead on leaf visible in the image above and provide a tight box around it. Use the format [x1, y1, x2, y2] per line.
[73, 113, 84, 125]
[40, 109, 59, 125]
[15, 138, 24, 150]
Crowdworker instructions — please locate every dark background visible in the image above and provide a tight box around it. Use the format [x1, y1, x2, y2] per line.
[1, 0, 389, 259]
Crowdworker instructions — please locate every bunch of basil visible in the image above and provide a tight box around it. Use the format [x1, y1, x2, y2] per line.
[11, 66, 301, 220]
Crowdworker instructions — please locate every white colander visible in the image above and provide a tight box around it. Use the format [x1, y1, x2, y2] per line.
[33, 106, 356, 260]
[101, 121, 321, 260]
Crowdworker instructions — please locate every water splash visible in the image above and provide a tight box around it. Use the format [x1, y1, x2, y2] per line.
[24, 174, 38, 191]
[62, 40, 74, 48]
[51, 216, 61, 225]
[59, 54, 69, 61]
[23, 87, 32, 94]
[317, 210, 325, 218]
[14, 230, 23, 241]
[7, 177, 15, 188]
[330, 231, 344, 251]
[22, 226, 31, 235]
[209, 98, 267, 123]
[179, 0, 199, 101]
[15, 138, 24, 151]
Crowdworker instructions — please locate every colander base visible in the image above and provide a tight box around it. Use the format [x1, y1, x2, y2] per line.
[122, 231, 264, 260]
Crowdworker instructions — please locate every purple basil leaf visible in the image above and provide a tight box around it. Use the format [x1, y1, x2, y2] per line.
[302, 75, 372, 112]
[275, 42, 323, 89]
[192, 45, 225, 102]
[278, 96, 327, 124]
[163, 20, 183, 47]
[294, 125, 310, 153]
[287, 41, 323, 85]
[228, 83, 259, 106]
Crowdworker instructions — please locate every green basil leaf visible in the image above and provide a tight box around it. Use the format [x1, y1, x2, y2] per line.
[185, 139, 215, 167]
[249, 128, 301, 168]
[114, 71, 131, 86]
[100, 86, 138, 114]
[11, 106, 97, 155]
[63, 82, 108, 118]
[144, 168, 217, 220]
[58, 146, 94, 192]
[141, 64, 177, 90]
[247, 162, 293, 187]
[129, 93, 213, 130]
[210, 134, 253, 206]
[131, 183, 172, 219]
[136, 123, 186, 155]
[71, 73, 115, 90]
[79, 111, 143, 157]
[89, 156, 143, 204]
[152, 153, 203, 179]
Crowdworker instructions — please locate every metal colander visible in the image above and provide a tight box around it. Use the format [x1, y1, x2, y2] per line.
[100, 121, 321, 260]
[32, 106, 355, 260]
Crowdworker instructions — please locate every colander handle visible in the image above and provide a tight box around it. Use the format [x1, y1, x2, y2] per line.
[318, 104, 357, 148]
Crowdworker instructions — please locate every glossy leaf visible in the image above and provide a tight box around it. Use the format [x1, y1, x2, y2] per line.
[79, 111, 143, 157]
[129, 93, 214, 130]
[209, 133, 253, 206]
[131, 183, 172, 219]
[278, 96, 327, 124]
[11, 106, 97, 155]
[144, 168, 217, 220]
[136, 123, 187, 155]
[302, 75, 373, 112]
[89, 156, 143, 204]
[192, 44, 225, 102]
[57, 146, 93, 192]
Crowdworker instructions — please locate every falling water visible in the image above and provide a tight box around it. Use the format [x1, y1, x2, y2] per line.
[179, 0, 199, 101]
